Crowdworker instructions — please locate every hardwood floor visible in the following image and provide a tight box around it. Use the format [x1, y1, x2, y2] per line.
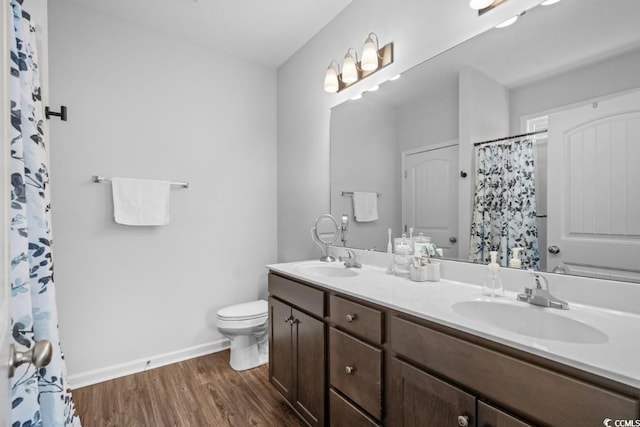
[72, 350, 304, 427]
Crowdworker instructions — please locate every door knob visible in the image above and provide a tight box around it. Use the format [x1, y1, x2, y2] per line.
[548, 245, 560, 254]
[449, 237, 457, 243]
[8, 340, 53, 378]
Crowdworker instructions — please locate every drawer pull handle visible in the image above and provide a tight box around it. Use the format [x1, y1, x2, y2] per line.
[345, 314, 357, 323]
[345, 365, 356, 375]
[457, 415, 469, 427]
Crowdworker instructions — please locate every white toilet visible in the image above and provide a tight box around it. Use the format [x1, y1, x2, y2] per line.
[216, 299, 269, 371]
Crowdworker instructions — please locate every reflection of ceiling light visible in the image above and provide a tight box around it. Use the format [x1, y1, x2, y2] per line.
[495, 15, 519, 28]
[541, 0, 562, 5]
[368, 85, 380, 92]
[469, 0, 494, 10]
[351, 93, 362, 100]
[389, 74, 401, 81]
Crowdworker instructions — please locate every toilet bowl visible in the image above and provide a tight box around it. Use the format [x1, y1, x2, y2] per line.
[216, 299, 269, 371]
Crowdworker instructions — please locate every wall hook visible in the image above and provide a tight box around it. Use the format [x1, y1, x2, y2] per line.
[45, 106, 67, 121]
[460, 171, 468, 178]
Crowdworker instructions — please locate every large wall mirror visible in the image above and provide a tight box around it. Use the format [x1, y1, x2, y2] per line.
[330, 0, 640, 283]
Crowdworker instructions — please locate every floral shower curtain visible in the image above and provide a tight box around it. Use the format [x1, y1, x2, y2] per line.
[9, 0, 81, 425]
[469, 139, 540, 269]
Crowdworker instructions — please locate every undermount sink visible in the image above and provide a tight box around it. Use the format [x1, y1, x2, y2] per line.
[294, 263, 358, 278]
[452, 300, 609, 344]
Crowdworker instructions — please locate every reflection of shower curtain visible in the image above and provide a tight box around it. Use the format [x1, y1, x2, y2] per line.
[9, 1, 81, 425]
[469, 139, 540, 269]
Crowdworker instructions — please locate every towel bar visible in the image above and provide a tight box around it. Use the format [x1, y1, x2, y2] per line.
[341, 191, 381, 197]
[92, 175, 189, 188]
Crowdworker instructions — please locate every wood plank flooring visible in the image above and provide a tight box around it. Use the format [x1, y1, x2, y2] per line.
[72, 350, 304, 427]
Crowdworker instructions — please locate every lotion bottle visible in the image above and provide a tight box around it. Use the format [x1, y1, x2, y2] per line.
[509, 248, 522, 269]
[482, 251, 505, 297]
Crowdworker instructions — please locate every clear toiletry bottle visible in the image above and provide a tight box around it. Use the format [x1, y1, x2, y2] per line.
[393, 234, 412, 277]
[482, 251, 505, 297]
[413, 232, 431, 257]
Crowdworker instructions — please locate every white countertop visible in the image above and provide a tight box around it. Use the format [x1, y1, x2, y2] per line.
[268, 260, 640, 389]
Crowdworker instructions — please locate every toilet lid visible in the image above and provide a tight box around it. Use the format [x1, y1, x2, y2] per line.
[217, 299, 268, 321]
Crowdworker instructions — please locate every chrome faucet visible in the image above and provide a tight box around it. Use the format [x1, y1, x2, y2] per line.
[517, 273, 569, 310]
[340, 249, 362, 269]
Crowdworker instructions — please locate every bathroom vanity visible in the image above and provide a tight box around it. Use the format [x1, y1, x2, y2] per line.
[267, 261, 640, 427]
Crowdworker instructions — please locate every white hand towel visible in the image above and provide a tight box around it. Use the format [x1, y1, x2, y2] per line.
[352, 192, 379, 222]
[111, 178, 171, 226]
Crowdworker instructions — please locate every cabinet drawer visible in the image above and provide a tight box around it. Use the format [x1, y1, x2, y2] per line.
[329, 327, 383, 420]
[268, 273, 324, 317]
[390, 316, 639, 426]
[330, 389, 381, 427]
[478, 401, 532, 427]
[330, 295, 383, 344]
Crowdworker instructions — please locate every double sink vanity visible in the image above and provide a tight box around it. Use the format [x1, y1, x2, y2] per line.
[267, 253, 640, 426]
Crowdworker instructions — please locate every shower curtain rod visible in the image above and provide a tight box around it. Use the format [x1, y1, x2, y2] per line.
[473, 130, 548, 147]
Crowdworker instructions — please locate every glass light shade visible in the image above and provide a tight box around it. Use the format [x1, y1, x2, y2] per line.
[342, 51, 358, 84]
[469, 0, 494, 10]
[324, 64, 339, 93]
[361, 36, 379, 72]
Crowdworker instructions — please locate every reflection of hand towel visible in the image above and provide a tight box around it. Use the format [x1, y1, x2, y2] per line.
[112, 178, 171, 226]
[353, 192, 379, 222]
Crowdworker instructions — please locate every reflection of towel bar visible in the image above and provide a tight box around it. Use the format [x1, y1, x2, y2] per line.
[341, 191, 381, 197]
[92, 175, 189, 189]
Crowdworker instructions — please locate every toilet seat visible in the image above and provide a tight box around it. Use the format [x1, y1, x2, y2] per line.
[216, 300, 268, 321]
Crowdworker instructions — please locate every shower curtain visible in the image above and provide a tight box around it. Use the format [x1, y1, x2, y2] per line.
[9, 1, 81, 425]
[469, 139, 540, 269]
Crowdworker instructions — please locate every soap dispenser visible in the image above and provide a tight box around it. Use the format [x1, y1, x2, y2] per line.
[509, 248, 522, 269]
[482, 251, 505, 297]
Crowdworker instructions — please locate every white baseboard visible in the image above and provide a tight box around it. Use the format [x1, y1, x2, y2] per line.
[68, 338, 230, 390]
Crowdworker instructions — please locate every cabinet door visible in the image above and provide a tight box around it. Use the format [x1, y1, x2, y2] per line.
[388, 357, 476, 427]
[477, 401, 533, 427]
[293, 308, 326, 427]
[269, 297, 293, 401]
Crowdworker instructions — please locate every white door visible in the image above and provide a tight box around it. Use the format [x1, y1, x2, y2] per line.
[547, 89, 640, 281]
[1, 0, 12, 422]
[402, 143, 459, 258]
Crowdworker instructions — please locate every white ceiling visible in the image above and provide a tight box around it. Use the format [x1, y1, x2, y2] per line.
[62, 0, 353, 68]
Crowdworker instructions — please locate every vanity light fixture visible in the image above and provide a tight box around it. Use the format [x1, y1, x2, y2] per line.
[469, 0, 494, 10]
[323, 33, 394, 93]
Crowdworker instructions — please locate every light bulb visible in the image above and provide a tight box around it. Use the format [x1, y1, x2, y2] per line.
[361, 35, 379, 72]
[342, 51, 358, 84]
[324, 63, 339, 93]
[469, 0, 494, 10]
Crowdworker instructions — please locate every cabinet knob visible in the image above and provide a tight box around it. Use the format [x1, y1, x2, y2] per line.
[457, 415, 469, 427]
[345, 314, 357, 323]
[284, 315, 293, 324]
[344, 365, 356, 375]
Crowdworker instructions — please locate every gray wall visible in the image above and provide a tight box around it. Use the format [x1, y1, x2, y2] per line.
[48, 1, 277, 382]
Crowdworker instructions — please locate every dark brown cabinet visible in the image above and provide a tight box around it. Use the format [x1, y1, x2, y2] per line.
[388, 358, 475, 427]
[269, 274, 325, 427]
[268, 270, 640, 427]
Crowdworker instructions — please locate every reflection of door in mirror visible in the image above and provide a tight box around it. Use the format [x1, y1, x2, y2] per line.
[547, 88, 640, 282]
[402, 142, 459, 258]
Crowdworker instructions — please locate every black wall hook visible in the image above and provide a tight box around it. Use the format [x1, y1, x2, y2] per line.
[45, 106, 67, 121]
[460, 171, 468, 178]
